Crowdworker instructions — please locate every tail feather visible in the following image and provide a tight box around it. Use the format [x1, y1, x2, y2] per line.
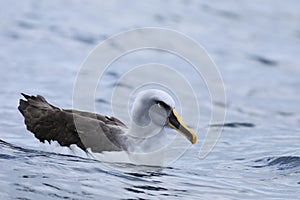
[18, 93, 60, 130]
[21, 93, 31, 99]
[18, 93, 32, 116]
[18, 99, 29, 116]
[19, 93, 59, 111]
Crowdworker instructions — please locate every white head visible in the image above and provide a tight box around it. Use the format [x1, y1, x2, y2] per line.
[131, 89, 174, 128]
[128, 89, 197, 145]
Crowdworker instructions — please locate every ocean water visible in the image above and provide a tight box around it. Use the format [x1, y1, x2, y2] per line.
[1, 0, 300, 199]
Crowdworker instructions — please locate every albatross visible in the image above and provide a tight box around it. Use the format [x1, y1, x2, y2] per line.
[18, 89, 197, 165]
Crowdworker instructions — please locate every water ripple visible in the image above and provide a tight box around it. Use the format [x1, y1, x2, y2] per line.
[253, 156, 300, 170]
[209, 122, 255, 128]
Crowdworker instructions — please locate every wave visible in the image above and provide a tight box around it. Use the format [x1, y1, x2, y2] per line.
[209, 122, 255, 128]
[254, 156, 300, 170]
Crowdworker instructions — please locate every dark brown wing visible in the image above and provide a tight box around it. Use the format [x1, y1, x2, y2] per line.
[63, 109, 126, 127]
[18, 93, 127, 152]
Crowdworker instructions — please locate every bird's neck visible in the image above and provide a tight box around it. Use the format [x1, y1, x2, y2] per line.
[125, 124, 167, 153]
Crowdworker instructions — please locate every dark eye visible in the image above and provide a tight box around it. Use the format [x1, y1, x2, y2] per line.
[156, 100, 171, 110]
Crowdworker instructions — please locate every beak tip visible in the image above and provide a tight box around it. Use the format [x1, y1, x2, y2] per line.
[191, 136, 197, 144]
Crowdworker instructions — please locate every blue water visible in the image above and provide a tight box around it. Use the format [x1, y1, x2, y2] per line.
[1, 0, 300, 199]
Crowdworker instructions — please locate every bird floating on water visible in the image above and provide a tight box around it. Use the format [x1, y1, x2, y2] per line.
[18, 89, 197, 165]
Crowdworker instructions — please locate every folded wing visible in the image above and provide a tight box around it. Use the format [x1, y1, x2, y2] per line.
[18, 93, 127, 153]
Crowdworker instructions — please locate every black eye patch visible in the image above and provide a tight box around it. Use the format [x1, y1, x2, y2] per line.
[155, 100, 171, 110]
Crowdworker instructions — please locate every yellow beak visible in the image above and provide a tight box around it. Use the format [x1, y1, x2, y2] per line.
[167, 109, 197, 144]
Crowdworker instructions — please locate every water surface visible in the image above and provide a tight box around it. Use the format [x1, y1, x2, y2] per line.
[1, 0, 300, 199]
